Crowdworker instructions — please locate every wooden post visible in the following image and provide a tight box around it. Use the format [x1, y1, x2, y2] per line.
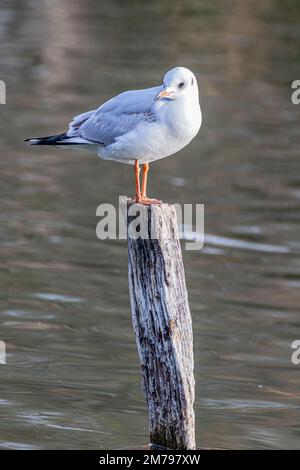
[125, 199, 195, 450]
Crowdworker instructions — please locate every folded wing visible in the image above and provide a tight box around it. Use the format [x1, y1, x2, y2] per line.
[67, 85, 162, 145]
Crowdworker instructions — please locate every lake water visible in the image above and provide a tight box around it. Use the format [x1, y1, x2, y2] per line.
[0, 0, 300, 449]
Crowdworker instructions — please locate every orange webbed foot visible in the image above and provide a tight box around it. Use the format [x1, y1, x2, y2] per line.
[131, 196, 162, 205]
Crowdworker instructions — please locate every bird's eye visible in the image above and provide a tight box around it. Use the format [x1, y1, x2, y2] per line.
[178, 82, 185, 89]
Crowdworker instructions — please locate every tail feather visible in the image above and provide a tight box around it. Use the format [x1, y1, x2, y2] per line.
[24, 133, 92, 146]
[25, 133, 68, 145]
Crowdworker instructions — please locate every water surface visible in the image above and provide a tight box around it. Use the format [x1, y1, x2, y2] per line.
[0, 0, 300, 449]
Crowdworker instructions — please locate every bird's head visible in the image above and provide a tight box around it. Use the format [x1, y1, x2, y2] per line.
[155, 67, 198, 102]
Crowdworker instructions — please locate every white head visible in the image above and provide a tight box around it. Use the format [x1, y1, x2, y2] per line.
[155, 67, 199, 102]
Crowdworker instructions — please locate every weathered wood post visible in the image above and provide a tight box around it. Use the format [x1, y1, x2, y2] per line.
[125, 199, 195, 450]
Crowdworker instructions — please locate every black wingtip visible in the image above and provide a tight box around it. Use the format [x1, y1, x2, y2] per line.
[24, 133, 68, 145]
[24, 138, 40, 145]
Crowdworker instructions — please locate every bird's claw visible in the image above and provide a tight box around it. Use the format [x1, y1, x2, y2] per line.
[132, 196, 162, 205]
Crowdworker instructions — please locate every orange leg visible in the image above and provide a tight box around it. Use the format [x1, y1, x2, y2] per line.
[133, 160, 162, 205]
[134, 159, 141, 202]
[141, 163, 149, 198]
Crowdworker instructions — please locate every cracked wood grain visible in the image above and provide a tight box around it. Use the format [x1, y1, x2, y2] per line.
[126, 200, 195, 450]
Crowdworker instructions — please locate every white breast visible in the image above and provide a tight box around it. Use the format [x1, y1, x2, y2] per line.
[100, 94, 202, 164]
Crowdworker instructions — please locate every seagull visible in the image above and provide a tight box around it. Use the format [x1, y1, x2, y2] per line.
[25, 66, 202, 204]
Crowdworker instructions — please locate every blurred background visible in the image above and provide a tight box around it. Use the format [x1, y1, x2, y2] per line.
[0, 0, 300, 450]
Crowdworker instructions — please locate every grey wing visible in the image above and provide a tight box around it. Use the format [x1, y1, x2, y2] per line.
[70, 85, 162, 145]
[67, 109, 96, 137]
